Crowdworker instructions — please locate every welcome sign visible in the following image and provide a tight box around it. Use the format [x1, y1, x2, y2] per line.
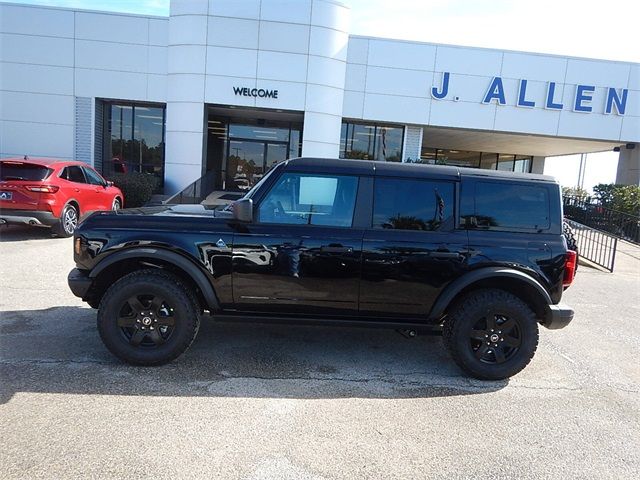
[430, 72, 629, 115]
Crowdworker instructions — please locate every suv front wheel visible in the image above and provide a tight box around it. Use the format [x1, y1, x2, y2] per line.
[443, 289, 539, 380]
[97, 269, 200, 365]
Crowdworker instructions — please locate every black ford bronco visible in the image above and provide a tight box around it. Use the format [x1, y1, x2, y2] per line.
[68, 158, 576, 380]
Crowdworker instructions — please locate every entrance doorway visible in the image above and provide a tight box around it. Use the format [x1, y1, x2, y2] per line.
[206, 106, 303, 191]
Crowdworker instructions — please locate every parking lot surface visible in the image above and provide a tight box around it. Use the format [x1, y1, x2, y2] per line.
[1, 225, 639, 479]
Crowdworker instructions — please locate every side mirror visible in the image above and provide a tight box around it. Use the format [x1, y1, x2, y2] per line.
[105, 180, 114, 187]
[232, 198, 253, 223]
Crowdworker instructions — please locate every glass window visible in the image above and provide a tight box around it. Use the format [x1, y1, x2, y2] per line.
[83, 167, 105, 186]
[419, 146, 438, 164]
[103, 102, 165, 186]
[375, 126, 403, 162]
[475, 182, 550, 230]
[497, 154, 515, 171]
[340, 122, 404, 161]
[373, 178, 455, 231]
[437, 149, 481, 168]
[480, 152, 498, 170]
[0, 162, 51, 181]
[258, 173, 358, 227]
[62, 166, 86, 184]
[514, 155, 532, 173]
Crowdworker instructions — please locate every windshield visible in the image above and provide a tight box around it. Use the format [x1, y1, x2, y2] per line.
[0, 162, 53, 181]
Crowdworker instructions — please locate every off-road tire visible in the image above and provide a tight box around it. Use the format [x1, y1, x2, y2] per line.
[443, 288, 539, 380]
[97, 269, 200, 366]
[51, 204, 78, 237]
[563, 221, 579, 254]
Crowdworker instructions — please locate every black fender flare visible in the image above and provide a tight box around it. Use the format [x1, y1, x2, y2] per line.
[427, 267, 552, 321]
[89, 248, 220, 310]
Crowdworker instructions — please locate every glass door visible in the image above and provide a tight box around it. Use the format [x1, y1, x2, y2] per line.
[266, 143, 288, 170]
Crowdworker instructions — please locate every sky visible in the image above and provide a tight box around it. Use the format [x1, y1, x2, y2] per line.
[3, 0, 637, 189]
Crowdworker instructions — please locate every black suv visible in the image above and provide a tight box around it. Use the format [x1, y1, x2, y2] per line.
[68, 158, 576, 380]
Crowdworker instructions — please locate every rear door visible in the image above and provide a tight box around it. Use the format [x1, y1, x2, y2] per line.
[360, 175, 469, 319]
[232, 170, 364, 316]
[59, 166, 93, 215]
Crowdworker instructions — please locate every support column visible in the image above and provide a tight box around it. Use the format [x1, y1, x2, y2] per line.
[402, 126, 423, 162]
[531, 156, 546, 174]
[615, 146, 640, 186]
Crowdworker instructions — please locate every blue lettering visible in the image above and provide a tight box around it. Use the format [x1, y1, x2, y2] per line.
[574, 85, 595, 112]
[483, 77, 506, 105]
[545, 82, 563, 110]
[431, 72, 450, 99]
[605, 88, 628, 115]
[516, 79, 535, 108]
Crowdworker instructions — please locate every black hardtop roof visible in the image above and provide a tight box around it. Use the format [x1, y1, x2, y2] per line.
[284, 157, 557, 183]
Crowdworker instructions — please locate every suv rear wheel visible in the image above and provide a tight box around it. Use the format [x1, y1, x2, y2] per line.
[97, 269, 200, 365]
[52, 204, 78, 237]
[443, 289, 539, 380]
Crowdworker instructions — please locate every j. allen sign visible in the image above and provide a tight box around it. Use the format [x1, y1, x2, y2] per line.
[430, 72, 629, 115]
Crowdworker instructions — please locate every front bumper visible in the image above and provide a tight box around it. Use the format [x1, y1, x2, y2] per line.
[0, 209, 58, 227]
[543, 303, 574, 329]
[68, 268, 92, 299]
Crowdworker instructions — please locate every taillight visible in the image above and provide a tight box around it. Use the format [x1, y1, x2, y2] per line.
[24, 185, 59, 193]
[563, 250, 577, 287]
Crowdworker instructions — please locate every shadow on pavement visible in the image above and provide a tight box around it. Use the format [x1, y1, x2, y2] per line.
[0, 225, 58, 242]
[0, 306, 508, 403]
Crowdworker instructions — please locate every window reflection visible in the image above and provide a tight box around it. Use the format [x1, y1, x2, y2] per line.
[104, 102, 165, 186]
[340, 121, 404, 161]
[418, 146, 532, 173]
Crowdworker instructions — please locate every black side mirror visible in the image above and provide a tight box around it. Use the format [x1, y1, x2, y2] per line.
[232, 198, 253, 223]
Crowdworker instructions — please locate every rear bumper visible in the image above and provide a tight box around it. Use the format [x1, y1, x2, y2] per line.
[0, 209, 57, 227]
[68, 268, 92, 299]
[543, 303, 574, 330]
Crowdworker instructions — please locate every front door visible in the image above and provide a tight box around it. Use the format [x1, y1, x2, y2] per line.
[232, 171, 363, 316]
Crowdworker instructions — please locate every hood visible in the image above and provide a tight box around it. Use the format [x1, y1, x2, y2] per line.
[114, 203, 234, 218]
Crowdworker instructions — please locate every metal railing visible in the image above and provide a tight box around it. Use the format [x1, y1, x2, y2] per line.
[563, 195, 640, 245]
[565, 219, 618, 272]
[164, 171, 216, 205]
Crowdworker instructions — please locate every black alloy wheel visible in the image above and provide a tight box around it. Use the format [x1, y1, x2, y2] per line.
[97, 269, 200, 366]
[116, 294, 176, 348]
[443, 288, 538, 380]
[469, 310, 522, 364]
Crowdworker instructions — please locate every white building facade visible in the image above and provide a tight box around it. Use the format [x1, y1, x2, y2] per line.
[1, 0, 639, 195]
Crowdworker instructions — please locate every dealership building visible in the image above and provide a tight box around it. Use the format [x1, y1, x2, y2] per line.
[1, 0, 639, 196]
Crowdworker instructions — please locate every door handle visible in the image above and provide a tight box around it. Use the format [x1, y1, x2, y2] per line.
[74, 188, 80, 193]
[321, 245, 353, 253]
[430, 251, 463, 259]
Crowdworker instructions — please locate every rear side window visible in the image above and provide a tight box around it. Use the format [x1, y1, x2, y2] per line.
[475, 182, 550, 230]
[0, 162, 52, 181]
[61, 166, 87, 184]
[373, 178, 455, 231]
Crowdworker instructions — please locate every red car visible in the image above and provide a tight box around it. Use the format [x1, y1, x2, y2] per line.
[0, 157, 124, 237]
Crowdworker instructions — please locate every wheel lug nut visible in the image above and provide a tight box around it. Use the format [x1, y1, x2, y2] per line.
[485, 334, 488, 338]
[150, 327, 154, 330]
[486, 342, 490, 345]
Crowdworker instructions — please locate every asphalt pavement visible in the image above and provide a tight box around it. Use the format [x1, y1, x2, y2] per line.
[0, 225, 638, 479]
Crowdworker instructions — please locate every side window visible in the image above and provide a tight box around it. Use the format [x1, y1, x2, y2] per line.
[84, 167, 105, 186]
[475, 182, 550, 230]
[62, 166, 87, 184]
[373, 178, 455, 231]
[258, 173, 359, 227]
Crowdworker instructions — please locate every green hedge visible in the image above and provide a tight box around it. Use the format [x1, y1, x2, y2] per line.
[593, 184, 640, 216]
[108, 173, 160, 208]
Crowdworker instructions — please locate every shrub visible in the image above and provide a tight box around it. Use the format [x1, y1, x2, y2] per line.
[592, 184, 640, 216]
[562, 185, 590, 200]
[108, 173, 160, 208]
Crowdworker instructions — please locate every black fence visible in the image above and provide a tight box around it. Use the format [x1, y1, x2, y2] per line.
[565, 219, 617, 272]
[165, 171, 216, 205]
[563, 196, 640, 245]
